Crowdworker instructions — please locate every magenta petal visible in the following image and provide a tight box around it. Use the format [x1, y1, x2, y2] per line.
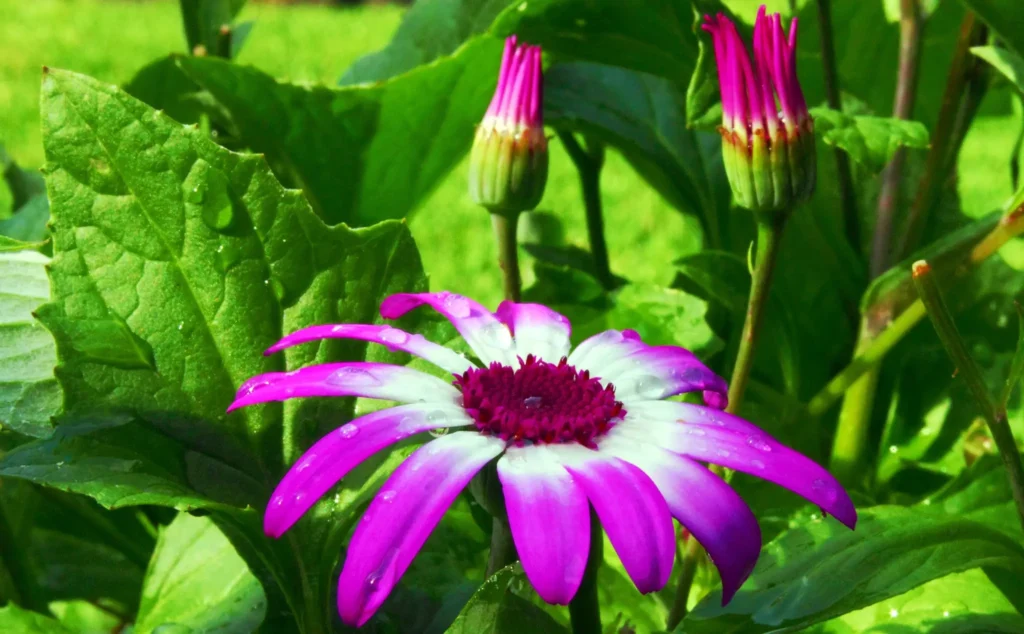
[602, 345, 729, 406]
[379, 292, 517, 366]
[227, 362, 460, 412]
[495, 301, 572, 362]
[264, 324, 474, 375]
[598, 434, 761, 603]
[548, 445, 675, 593]
[567, 329, 647, 374]
[617, 415, 857, 529]
[497, 447, 589, 605]
[264, 403, 472, 538]
[337, 432, 505, 626]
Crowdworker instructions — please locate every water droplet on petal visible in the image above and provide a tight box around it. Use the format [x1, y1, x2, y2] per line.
[331, 325, 346, 333]
[716, 449, 731, 459]
[365, 547, 400, 595]
[338, 423, 360, 439]
[326, 367, 382, 388]
[634, 375, 664, 399]
[523, 396, 543, 409]
[379, 489, 397, 503]
[684, 426, 706, 436]
[750, 459, 766, 469]
[746, 435, 772, 452]
[295, 457, 314, 472]
[380, 327, 409, 346]
[480, 322, 513, 349]
[443, 293, 472, 318]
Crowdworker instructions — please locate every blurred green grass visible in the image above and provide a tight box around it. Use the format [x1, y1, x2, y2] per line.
[0, 0, 694, 308]
[0, 0, 1019, 308]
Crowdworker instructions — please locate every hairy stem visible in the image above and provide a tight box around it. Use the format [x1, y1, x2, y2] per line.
[912, 261, 1024, 532]
[491, 213, 522, 302]
[558, 131, 613, 289]
[816, 0, 860, 253]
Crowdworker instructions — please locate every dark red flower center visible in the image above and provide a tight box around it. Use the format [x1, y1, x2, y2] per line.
[455, 355, 625, 447]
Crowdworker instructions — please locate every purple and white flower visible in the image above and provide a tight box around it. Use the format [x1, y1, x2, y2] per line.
[229, 292, 856, 626]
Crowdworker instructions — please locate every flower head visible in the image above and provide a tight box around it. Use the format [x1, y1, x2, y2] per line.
[468, 36, 548, 215]
[230, 292, 855, 626]
[703, 6, 815, 214]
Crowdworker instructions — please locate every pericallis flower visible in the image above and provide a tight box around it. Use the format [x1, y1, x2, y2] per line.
[229, 292, 856, 626]
[468, 36, 548, 215]
[703, 6, 815, 216]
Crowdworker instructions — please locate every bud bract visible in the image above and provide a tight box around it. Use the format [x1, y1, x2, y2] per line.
[468, 37, 548, 216]
[703, 6, 815, 218]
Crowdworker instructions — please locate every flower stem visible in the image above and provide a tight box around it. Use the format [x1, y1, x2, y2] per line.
[897, 12, 985, 259]
[485, 516, 517, 577]
[666, 218, 786, 631]
[569, 514, 603, 634]
[666, 535, 701, 628]
[871, 0, 923, 277]
[912, 261, 1024, 532]
[727, 219, 786, 411]
[491, 213, 522, 302]
[813, 197, 1024, 418]
[558, 131, 613, 289]
[815, 0, 860, 254]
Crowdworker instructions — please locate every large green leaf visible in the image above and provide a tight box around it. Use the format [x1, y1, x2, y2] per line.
[340, 0, 511, 84]
[135, 513, 265, 634]
[178, 36, 502, 227]
[491, 0, 699, 83]
[31, 67, 441, 632]
[810, 107, 930, 173]
[0, 251, 60, 438]
[961, 0, 1024, 57]
[0, 603, 72, 634]
[973, 45, 1024, 94]
[680, 506, 1024, 633]
[447, 564, 567, 634]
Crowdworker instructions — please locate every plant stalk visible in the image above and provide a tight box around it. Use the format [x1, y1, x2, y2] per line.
[491, 213, 522, 302]
[871, 0, 923, 277]
[666, 217, 786, 631]
[485, 516, 517, 577]
[569, 514, 603, 634]
[897, 12, 982, 259]
[912, 261, 1024, 532]
[814, 191, 1024, 418]
[726, 219, 786, 411]
[558, 131, 613, 289]
[815, 0, 860, 254]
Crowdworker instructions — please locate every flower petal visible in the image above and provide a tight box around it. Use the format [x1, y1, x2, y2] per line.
[264, 324, 475, 375]
[602, 346, 728, 408]
[228, 362, 460, 412]
[337, 432, 505, 626]
[264, 403, 473, 538]
[614, 413, 857, 529]
[495, 301, 572, 363]
[626, 400, 767, 438]
[497, 446, 589, 605]
[598, 432, 761, 603]
[567, 329, 645, 374]
[380, 292, 517, 366]
[547, 444, 674, 593]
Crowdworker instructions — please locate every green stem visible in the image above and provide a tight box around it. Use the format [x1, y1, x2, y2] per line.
[491, 213, 522, 302]
[871, 0, 923, 277]
[666, 535, 701, 629]
[568, 515, 603, 634]
[666, 218, 785, 631]
[215, 24, 233, 59]
[557, 131, 613, 289]
[179, 0, 202, 54]
[815, 0, 860, 254]
[726, 219, 786, 411]
[897, 11, 982, 258]
[485, 517, 517, 577]
[912, 261, 1024, 532]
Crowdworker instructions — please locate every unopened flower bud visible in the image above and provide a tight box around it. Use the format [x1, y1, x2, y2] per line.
[468, 37, 548, 215]
[703, 6, 815, 218]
